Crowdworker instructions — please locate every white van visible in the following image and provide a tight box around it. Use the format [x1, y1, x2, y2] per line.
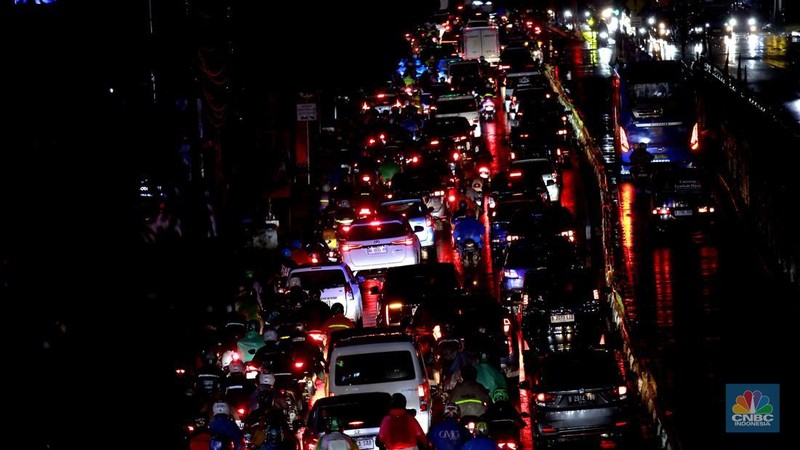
[326, 328, 432, 433]
[433, 94, 482, 138]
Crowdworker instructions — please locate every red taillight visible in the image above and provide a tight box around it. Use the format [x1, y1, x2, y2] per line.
[362, 175, 371, 182]
[294, 361, 305, 369]
[498, 442, 517, 449]
[391, 237, 416, 246]
[430, 139, 440, 146]
[690, 123, 700, 150]
[535, 392, 557, 405]
[340, 243, 362, 252]
[448, 194, 456, 202]
[452, 151, 460, 161]
[509, 171, 522, 178]
[345, 283, 354, 301]
[237, 407, 246, 416]
[426, 217, 433, 227]
[418, 381, 430, 411]
[619, 127, 630, 153]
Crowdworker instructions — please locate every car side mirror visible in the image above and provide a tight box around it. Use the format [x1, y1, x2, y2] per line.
[546, 179, 555, 186]
[370, 285, 380, 295]
[414, 225, 424, 232]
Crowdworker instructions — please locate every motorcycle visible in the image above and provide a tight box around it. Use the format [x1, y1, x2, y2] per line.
[481, 97, 496, 122]
[488, 418, 524, 450]
[459, 238, 481, 269]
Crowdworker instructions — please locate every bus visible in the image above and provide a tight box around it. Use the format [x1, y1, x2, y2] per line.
[612, 60, 701, 176]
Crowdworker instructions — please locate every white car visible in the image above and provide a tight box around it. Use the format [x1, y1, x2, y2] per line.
[433, 94, 482, 138]
[338, 215, 422, 275]
[287, 263, 364, 326]
[378, 198, 436, 248]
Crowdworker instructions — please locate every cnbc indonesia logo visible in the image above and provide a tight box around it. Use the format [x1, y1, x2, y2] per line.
[727, 386, 779, 432]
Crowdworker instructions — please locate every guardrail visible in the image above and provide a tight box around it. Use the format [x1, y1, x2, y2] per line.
[545, 65, 683, 450]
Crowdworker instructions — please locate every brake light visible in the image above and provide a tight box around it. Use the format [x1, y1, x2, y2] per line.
[535, 392, 557, 405]
[340, 243, 362, 252]
[237, 407, 246, 416]
[307, 331, 325, 342]
[388, 302, 403, 310]
[448, 194, 456, 202]
[362, 174, 371, 182]
[452, 151, 460, 161]
[497, 442, 517, 449]
[391, 237, 416, 246]
[509, 171, 522, 178]
[358, 208, 373, 216]
[652, 207, 670, 215]
[690, 122, 700, 150]
[619, 127, 630, 153]
[294, 361, 305, 369]
[510, 151, 516, 160]
[615, 385, 628, 399]
[503, 269, 521, 278]
[503, 317, 511, 334]
[430, 139, 440, 146]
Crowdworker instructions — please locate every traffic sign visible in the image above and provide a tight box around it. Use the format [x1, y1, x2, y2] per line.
[296, 103, 317, 121]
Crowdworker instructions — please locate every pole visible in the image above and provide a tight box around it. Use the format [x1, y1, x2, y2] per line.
[306, 121, 311, 185]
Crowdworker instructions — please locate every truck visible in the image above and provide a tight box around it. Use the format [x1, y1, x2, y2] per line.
[461, 25, 500, 65]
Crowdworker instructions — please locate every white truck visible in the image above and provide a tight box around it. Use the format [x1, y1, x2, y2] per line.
[461, 25, 500, 65]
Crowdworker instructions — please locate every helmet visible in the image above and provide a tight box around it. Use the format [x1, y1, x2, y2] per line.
[491, 389, 509, 403]
[325, 415, 342, 432]
[212, 401, 231, 416]
[331, 302, 345, 315]
[221, 350, 239, 368]
[475, 421, 489, 436]
[246, 319, 261, 333]
[263, 328, 279, 343]
[258, 371, 276, 387]
[322, 183, 331, 193]
[338, 199, 351, 209]
[228, 359, 245, 374]
[443, 403, 461, 419]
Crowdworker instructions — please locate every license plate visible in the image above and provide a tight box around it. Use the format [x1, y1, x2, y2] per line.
[356, 437, 375, 449]
[550, 313, 575, 324]
[367, 245, 387, 255]
[653, 154, 669, 160]
[568, 394, 586, 405]
[674, 209, 693, 217]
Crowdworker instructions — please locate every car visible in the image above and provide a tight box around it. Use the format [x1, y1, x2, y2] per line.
[504, 203, 578, 246]
[432, 93, 482, 138]
[488, 197, 548, 258]
[326, 327, 432, 433]
[528, 348, 633, 448]
[378, 197, 436, 249]
[509, 157, 560, 203]
[298, 392, 393, 450]
[649, 167, 717, 233]
[388, 164, 454, 230]
[338, 214, 422, 275]
[520, 269, 607, 355]
[286, 263, 364, 326]
[499, 238, 583, 304]
[498, 45, 538, 75]
[373, 262, 462, 327]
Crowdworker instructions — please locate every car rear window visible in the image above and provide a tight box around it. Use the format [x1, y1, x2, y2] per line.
[309, 399, 389, 431]
[380, 201, 426, 217]
[334, 350, 416, 385]
[290, 269, 345, 289]
[539, 352, 620, 390]
[346, 221, 408, 241]
[436, 98, 477, 114]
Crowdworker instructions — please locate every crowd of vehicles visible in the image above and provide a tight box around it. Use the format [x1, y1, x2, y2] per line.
[176, 4, 648, 450]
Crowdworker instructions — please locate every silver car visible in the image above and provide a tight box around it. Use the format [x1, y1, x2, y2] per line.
[339, 215, 422, 275]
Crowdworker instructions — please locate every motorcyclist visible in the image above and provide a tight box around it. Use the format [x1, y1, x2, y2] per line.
[314, 416, 359, 450]
[194, 350, 224, 400]
[449, 363, 491, 420]
[223, 359, 257, 413]
[237, 319, 265, 363]
[427, 403, 471, 450]
[460, 422, 497, 450]
[483, 389, 526, 429]
[249, 370, 277, 413]
[209, 400, 245, 450]
[452, 215, 486, 253]
[377, 393, 430, 450]
[451, 200, 473, 222]
[321, 302, 356, 349]
[629, 142, 654, 176]
[251, 327, 282, 369]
